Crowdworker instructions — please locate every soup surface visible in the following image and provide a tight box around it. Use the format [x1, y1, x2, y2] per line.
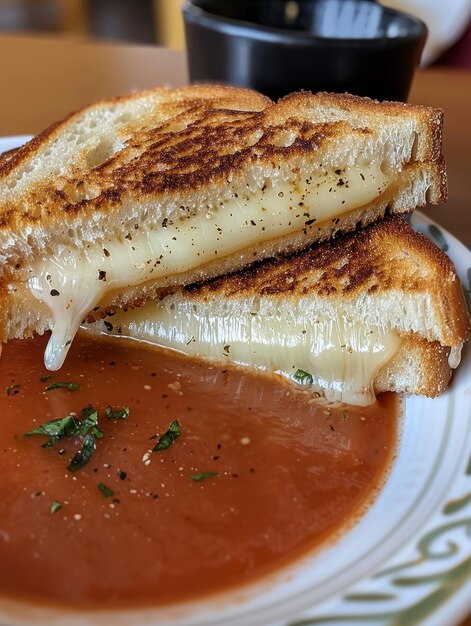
[0, 333, 398, 609]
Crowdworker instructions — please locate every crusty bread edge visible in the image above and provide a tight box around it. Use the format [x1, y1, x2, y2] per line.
[375, 335, 452, 397]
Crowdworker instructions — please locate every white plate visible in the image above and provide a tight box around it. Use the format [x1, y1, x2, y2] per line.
[1, 136, 471, 626]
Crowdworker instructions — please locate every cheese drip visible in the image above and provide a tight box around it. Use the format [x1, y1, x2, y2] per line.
[83, 300, 401, 406]
[27, 163, 390, 370]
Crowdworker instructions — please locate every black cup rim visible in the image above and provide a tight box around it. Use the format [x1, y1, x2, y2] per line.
[183, 0, 427, 46]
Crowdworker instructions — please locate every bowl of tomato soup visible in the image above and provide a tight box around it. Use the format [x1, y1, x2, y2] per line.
[0, 331, 398, 624]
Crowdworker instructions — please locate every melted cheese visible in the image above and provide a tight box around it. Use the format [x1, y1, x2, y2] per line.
[26, 163, 390, 370]
[83, 299, 401, 406]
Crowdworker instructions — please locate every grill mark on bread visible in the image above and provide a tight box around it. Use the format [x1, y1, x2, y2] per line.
[6, 119, 334, 217]
[183, 216, 460, 300]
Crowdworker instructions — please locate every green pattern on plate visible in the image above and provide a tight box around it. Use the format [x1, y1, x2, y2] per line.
[289, 519, 471, 625]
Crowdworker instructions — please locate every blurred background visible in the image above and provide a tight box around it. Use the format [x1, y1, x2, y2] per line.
[0, 0, 184, 46]
[0, 0, 469, 67]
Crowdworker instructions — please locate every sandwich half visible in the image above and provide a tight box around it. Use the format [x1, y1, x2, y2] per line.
[0, 86, 446, 370]
[85, 216, 470, 406]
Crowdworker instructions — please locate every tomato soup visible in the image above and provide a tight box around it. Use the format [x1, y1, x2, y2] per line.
[0, 333, 398, 609]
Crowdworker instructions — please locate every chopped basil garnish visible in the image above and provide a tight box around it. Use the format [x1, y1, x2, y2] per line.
[68, 434, 96, 472]
[24, 415, 79, 448]
[98, 483, 115, 498]
[45, 381, 79, 391]
[105, 405, 130, 420]
[78, 406, 104, 439]
[50, 500, 62, 514]
[6, 384, 20, 396]
[65, 407, 104, 472]
[40, 375, 52, 383]
[24, 403, 128, 473]
[23, 408, 103, 448]
[190, 471, 218, 482]
[293, 369, 314, 385]
[152, 419, 181, 452]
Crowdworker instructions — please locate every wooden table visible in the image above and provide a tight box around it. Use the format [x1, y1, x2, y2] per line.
[0, 33, 470, 626]
[409, 67, 471, 250]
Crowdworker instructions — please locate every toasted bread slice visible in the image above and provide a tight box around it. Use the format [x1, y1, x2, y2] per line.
[0, 86, 446, 370]
[85, 216, 470, 406]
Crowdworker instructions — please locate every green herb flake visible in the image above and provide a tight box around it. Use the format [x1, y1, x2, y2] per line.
[6, 384, 20, 396]
[24, 415, 79, 448]
[105, 405, 130, 420]
[152, 419, 181, 452]
[45, 381, 79, 392]
[98, 482, 115, 498]
[67, 434, 96, 472]
[23, 405, 128, 474]
[78, 406, 104, 439]
[190, 471, 218, 482]
[293, 369, 314, 385]
[40, 375, 52, 383]
[50, 500, 63, 514]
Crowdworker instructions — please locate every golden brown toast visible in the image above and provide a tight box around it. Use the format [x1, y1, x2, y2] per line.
[0, 86, 446, 370]
[86, 216, 470, 405]
[184, 214, 468, 348]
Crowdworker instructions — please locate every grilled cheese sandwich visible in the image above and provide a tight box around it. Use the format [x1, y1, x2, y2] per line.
[0, 86, 446, 370]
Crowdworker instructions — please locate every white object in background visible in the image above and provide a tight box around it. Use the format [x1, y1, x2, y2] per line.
[382, 0, 471, 65]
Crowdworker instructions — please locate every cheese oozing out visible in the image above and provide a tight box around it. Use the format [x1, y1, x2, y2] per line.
[83, 298, 401, 406]
[26, 163, 391, 370]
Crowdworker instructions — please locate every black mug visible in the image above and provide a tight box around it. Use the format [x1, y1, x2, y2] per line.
[183, 0, 428, 102]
